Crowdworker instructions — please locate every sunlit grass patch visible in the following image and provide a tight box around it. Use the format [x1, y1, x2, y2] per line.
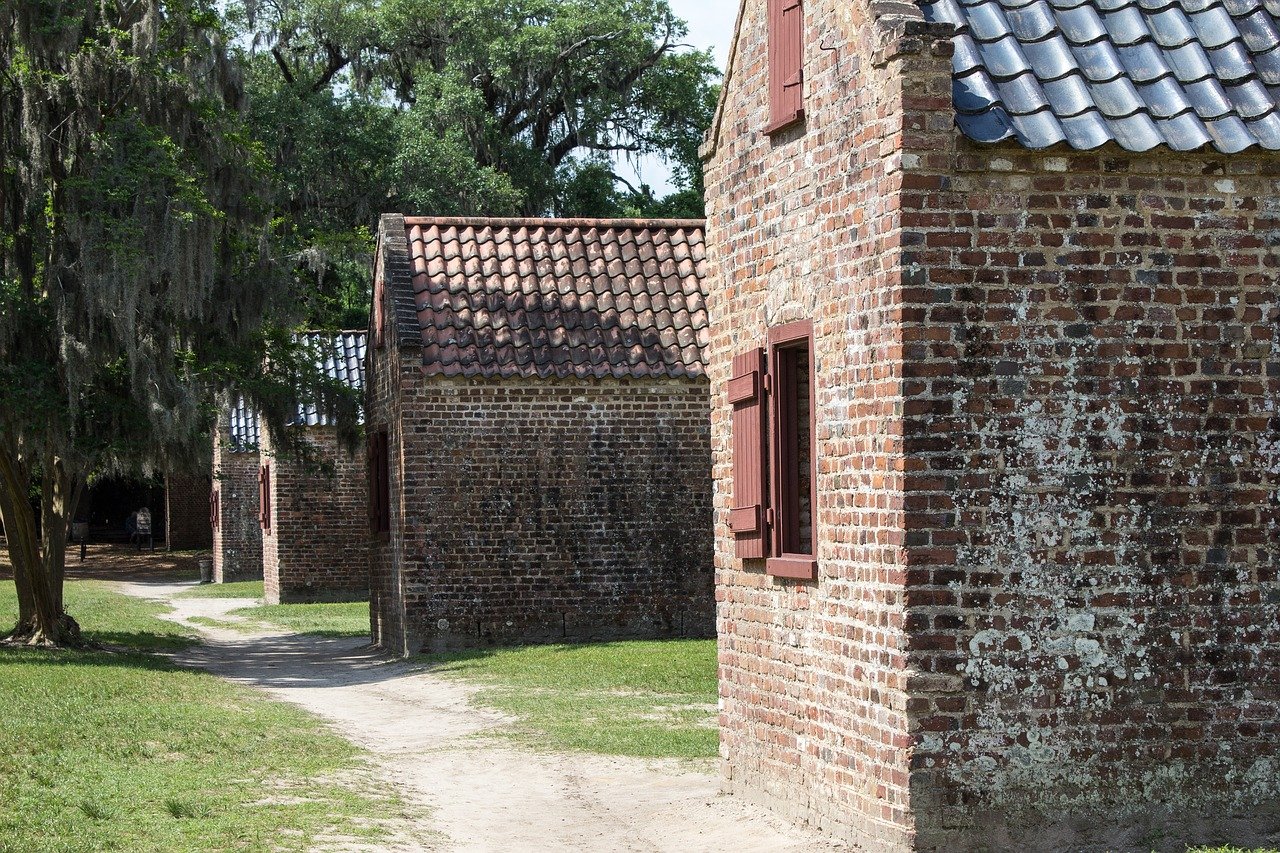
[421, 639, 718, 759]
[0, 580, 402, 852]
[176, 579, 264, 600]
[229, 600, 370, 638]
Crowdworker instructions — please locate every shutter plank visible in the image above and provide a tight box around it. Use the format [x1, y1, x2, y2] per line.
[731, 348, 769, 559]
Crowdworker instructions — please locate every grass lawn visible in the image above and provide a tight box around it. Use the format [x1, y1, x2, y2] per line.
[421, 639, 718, 759]
[0, 580, 402, 852]
[229, 600, 370, 638]
[175, 579, 264, 600]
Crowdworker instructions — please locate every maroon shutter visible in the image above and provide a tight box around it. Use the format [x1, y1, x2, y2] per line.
[730, 348, 770, 559]
[377, 433, 390, 533]
[209, 488, 220, 532]
[258, 464, 271, 530]
[367, 434, 378, 531]
[767, 0, 805, 132]
[368, 431, 390, 535]
[373, 271, 386, 350]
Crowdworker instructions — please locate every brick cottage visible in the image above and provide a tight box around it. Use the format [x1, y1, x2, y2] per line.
[212, 332, 369, 603]
[367, 215, 715, 654]
[702, 0, 1280, 850]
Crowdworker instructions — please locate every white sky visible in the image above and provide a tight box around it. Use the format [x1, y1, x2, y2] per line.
[616, 0, 739, 196]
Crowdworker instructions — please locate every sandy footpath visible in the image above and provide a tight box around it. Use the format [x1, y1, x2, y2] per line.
[111, 580, 846, 853]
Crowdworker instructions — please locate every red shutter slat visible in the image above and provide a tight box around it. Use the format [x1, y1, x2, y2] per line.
[767, 0, 805, 133]
[731, 348, 769, 559]
[258, 464, 271, 531]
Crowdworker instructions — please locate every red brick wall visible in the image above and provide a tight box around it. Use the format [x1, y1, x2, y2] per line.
[703, 1, 922, 848]
[900, 90, 1280, 853]
[212, 428, 262, 582]
[260, 425, 370, 605]
[165, 472, 212, 550]
[369, 373, 715, 654]
[705, 0, 1280, 850]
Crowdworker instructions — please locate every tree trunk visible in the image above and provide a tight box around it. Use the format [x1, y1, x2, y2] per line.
[0, 446, 80, 646]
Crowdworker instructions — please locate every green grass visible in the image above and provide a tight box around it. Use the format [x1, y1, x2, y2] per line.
[1188, 848, 1280, 852]
[421, 639, 718, 759]
[229, 600, 370, 638]
[176, 580, 264, 600]
[0, 580, 402, 852]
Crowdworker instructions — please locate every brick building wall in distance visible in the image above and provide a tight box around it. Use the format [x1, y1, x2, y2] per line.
[703, 0, 1280, 850]
[260, 425, 370, 605]
[165, 472, 211, 550]
[212, 431, 262, 583]
[372, 375, 714, 654]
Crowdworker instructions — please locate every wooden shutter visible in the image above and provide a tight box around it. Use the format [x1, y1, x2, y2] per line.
[373, 271, 386, 349]
[209, 488, 220, 532]
[730, 348, 770, 559]
[258, 464, 271, 531]
[767, 0, 805, 133]
[368, 430, 390, 535]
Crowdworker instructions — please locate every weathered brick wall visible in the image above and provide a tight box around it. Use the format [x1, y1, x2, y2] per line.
[212, 429, 262, 582]
[366, 338, 414, 654]
[899, 74, 1280, 850]
[706, 0, 1280, 849]
[260, 425, 370, 605]
[373, 372, 715, 655]
[165, 472, 212, 550]
[702, 1, 922, 848]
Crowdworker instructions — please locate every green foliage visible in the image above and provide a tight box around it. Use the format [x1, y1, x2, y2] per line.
[0, 580, 401, 851]
[229, 0, 719, 328]
[422, 639, 719, 758]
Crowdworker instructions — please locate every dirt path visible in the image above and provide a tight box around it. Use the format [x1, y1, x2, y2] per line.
[111, 580, 845, 853]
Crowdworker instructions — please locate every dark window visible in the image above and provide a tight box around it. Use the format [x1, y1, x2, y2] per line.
[767, 320, 816, 579]
[258, 464, 271, 531]
[369, 429, 390, 536]
[766, 0, 805, 133]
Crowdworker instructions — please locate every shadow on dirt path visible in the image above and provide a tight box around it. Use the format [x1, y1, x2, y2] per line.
[109, 577, 845, 853]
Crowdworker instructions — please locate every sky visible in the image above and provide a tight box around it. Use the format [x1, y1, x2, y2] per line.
[616, 0, 739, 196]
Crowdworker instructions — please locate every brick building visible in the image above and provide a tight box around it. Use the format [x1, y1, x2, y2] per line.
[703, 0, 1280, 850]
[261, 331, 369, 604]
[212, 333, 369, 603]
[368, 215, 715, 655]
[212, 396, 262, 582]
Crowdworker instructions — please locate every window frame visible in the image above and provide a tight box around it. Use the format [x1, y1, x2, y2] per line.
[766, 319, 817, 579]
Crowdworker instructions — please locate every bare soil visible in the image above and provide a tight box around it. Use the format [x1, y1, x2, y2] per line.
[106, 576, 846, 852]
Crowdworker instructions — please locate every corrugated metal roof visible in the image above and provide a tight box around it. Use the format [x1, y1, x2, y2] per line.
[223, 331, 366, 450]
[228, 395, 260, 452]
[288, 331, 366, 427]
[403, 217, 708, 380]
[920, 0, 1280, 152]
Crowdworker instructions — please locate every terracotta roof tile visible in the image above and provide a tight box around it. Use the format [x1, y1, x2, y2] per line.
[397, 217, 708, 380]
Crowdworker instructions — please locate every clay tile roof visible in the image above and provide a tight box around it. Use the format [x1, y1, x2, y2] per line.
[400, 217, 708, 380]
[921, 0, 1280, 152]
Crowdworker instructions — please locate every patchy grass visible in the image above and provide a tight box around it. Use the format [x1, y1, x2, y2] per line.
[1188, 848, 1280, 852]
[230, 600, 370, 638]
[0, 580, 402, 852]
[176, 580, 264, 600]
[421, 639, 718, 759]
